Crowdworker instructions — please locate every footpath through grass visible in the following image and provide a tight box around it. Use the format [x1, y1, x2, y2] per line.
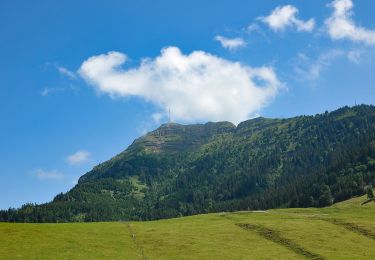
[1, 194, 374, 259]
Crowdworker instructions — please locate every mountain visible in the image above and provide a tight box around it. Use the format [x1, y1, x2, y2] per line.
[1, 105, 375, 222]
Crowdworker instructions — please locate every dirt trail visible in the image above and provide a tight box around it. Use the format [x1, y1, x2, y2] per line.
[237, 223, 324, 260]
[124, 222, 148, 260]
[322, 218, 375, 240]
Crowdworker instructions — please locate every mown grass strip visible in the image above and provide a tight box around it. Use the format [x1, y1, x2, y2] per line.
[323, 219, 375, 240]
[125, 222, 147, 260]
[236, 223, 324, 260]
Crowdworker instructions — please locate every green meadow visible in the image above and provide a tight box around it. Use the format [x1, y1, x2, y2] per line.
[1, 195, 374, 259]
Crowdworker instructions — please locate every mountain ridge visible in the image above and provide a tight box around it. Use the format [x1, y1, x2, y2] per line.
[1, 104, 375, 222]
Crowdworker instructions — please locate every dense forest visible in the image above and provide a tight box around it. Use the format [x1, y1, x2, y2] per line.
[1, 105, 375, 222]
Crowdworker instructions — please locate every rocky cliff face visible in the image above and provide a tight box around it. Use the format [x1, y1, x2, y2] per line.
[128, 122, 235, 154]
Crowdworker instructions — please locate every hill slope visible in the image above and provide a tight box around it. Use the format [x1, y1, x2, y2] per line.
[1, 195, 374, 259]
[1, 105, 375, 222]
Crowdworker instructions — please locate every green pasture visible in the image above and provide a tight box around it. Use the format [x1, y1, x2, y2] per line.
[1, 194, 374, 259]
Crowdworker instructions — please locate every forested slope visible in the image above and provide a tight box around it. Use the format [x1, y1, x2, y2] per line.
[1, 105, 375, 222]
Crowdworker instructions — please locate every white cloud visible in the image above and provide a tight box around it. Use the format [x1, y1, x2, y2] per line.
[33, 169, 65, 180]
[259, 5, 315, 32]
[294, 50, 344, 81]
[41, 87, 64, 96]
[347, 49, 363, 63]
[57, 66, 77, 79]
[247, 23, 261, 34]
[292, 48, 366, 81]
[67, 150, 91, 165]
[137, 127, 150, 136]
[152, 112, 164, 124]
[325, 0, 375, 45]
[79, 47, 283, 124]
[214, 35, 246, 50]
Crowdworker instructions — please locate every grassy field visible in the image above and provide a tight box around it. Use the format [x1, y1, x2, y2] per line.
[1, 195, 374, 259]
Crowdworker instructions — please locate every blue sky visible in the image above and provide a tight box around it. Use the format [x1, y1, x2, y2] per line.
[1, 0, 375, 209]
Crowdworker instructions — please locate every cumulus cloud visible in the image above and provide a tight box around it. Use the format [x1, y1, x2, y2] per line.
[33, 169, 65, 180]
[259, 5, 315, 32]
[79, 47, 283, 124]
[214, 35, 246, 50]
[325, 0, 375, 45]
[67, 150, 91, 165]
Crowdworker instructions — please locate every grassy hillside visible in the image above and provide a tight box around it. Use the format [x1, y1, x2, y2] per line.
[1, 194, 374, 259]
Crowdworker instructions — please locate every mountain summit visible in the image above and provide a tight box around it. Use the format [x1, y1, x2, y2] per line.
[1, 105, 375, 222]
